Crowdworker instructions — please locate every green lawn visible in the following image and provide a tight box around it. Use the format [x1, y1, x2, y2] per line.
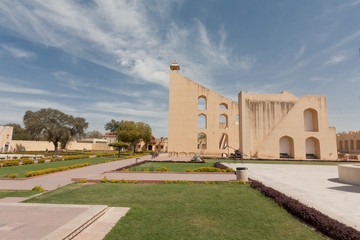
[0, 190, 42, 199]
[0, 157, 122, 178]
[26, 183, 325, 240]
[129, 161, 214, 172]
[205, 158, 354, 165]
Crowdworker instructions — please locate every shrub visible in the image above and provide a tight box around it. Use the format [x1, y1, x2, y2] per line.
[109, 179, 120, 183]
[185, 169, 193, 172]
[32, 185, 45, 192]
[8, 173, 18, 178]
[120, 168, 129, 172]
[24, 163, 91, 177]
[2, 160, 20, 167]
[226, 168, 234, 172]
[37, 158, 46, 163]
[142, 168, 149, 172]
[101, 176, 107, 183]
[79, 179, 87, 183]
[193, 167, 223, 172]
[21, 158, 34, 165]
[156, 167, 168, 172]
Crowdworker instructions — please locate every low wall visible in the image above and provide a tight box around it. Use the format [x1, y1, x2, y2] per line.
[12, 140, 112, 151]
[338, 164, 360, 186]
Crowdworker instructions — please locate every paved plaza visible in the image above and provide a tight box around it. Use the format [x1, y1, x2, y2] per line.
[225, 163, 360, 231]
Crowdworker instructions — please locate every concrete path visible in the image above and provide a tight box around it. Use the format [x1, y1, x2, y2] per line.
[224, 163, 360, 231]
[0, 156, 151, 191]
[0, 202, 109, 240]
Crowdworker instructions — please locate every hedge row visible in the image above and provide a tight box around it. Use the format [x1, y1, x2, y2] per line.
[24, 163, 91, 177]
[249, 180, 360, 240]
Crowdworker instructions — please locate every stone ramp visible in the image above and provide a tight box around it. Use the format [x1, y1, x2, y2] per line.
[0, 202, 129, 240]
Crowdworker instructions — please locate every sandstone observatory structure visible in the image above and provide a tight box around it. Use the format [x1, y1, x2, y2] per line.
[168, 62, 337, 160]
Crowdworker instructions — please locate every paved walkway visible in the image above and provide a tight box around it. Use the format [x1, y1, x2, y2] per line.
[0, 156, 150, 191]
[224, 163, 360, 231]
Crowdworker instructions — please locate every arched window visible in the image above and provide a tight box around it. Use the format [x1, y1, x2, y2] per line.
[197, 133, 207, 149]
[304, 108, 319, 132]
[219, 114, 228, 129]
[198, 96, 207, 110]
[279, 136, 294, 158]
[344, 140, 349, 150]
[339, 140, 343, 150]
[350, 140, 354, 150]
[198, 114, 206, 129]
[236, 115, 239, 124]
[219, 103, 228, 110]
[306, 137, 320, 159]
[219, 133, 228, 149]
[357, 140, 360, 150]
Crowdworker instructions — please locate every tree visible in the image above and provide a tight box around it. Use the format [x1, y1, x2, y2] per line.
[104, 119, 123, 133]
[116, 121, 152, 152]
[5, 123, 32, 140]
[23, 108, 88, 151]
[109, 142, 130, 157]
[85, 130, 103, 139]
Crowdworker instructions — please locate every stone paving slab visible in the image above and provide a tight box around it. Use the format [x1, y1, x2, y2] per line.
[224, 163, 360, 231]
[0, 197, 30, 203]
[0, 203, 107, 240]
[73, 207, 130, 240]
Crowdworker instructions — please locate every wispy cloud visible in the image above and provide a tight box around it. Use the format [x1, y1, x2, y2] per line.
[0, 1, 253, 88]
[295, 45, 306, 60]
[324, 54, 347, 65]
[1, 44, 36, 59]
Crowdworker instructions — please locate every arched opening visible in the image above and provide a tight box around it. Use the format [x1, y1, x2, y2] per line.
[219, 103, 228, 110]
[148, 145, 153, 151]
[306, 137, 320, 159]
[179, 152, 187, 157]
[198, 114, 206, 129]
[219, 114, 228, 129]
[198, 96, 207, 110]
[219, 133, 228, 149]
[339, 140, 343, 150]
[197, 133, 207, 149]
[279, 136, 294, 158]
[356, 140, 360, 150]
[236, 115, 239, 125]
[350, 140, 354, 150]
[304, 108, 319, 132]
[344, 140, 349, 150]
[4, 143, 9, 152]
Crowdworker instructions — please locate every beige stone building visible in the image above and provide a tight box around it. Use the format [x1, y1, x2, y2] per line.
[337, 131, 360, 154]
[168, 62, 337, 160]
[0, 125, 13, 153]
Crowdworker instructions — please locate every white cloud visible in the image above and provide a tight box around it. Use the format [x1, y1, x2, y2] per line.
[0, 1, 253, 88]
[0, 97, 75, 112]
[295, 45, 306, 60]
[1, 44, 36, 59]
[324, 54, 347, 65]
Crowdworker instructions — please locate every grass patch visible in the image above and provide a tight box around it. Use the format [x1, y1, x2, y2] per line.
[129, 162, 213, 172]
[0, 157, 119, 178]
[206, 158, 354, 165]
[0, 190, 41, 199]
[26, 183, 325, 240]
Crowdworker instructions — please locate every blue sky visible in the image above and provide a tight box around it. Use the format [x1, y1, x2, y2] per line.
[0, 0, 359, 137]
